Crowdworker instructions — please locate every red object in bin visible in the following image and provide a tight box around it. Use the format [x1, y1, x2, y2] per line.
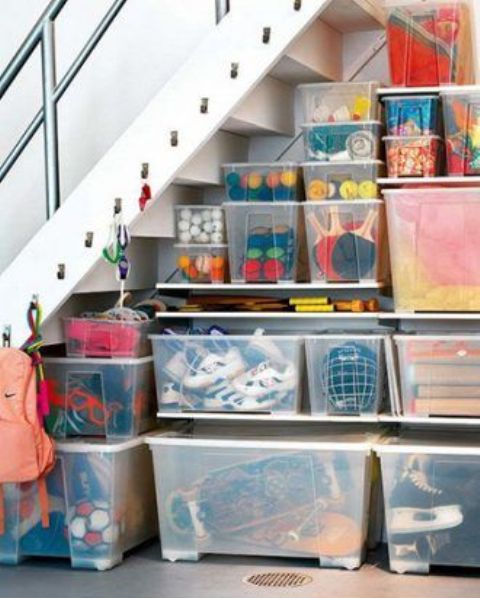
[64, 319, 147, 358]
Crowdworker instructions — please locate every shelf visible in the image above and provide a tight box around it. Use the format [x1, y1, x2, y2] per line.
[156, 282, 386, 291]
[379, 312, 480, 320]
[158, 412, 381, 423]
[380, 415, 480, 427]
[379, 177, 480, 186]
[157, 311, 383, 319]
[378, 85, 480, 96]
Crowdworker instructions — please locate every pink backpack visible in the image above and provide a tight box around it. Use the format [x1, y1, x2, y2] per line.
[0, 347, 55, 534]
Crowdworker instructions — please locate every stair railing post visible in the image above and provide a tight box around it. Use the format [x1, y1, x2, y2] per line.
[41, 18, 61, 219]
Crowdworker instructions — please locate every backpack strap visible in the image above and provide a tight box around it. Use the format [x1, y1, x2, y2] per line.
[0, 485, 4, 535]
[37, 477, 50, 529]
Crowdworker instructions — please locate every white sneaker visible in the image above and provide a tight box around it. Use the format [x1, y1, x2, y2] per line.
[183, 348, 245, 389]
[232, 361, 296, 398]
[390, 505, 463, 534]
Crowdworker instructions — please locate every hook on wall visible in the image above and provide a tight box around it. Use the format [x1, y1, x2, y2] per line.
[230, 62, 239, 79]
[57, 264, 65, 280]
[200, 98, 209, 114]
[294, 0, 301, 10]
[170, 130, 178, 147]
[141, 162, 149, 179]
[85, 232, 94, 248]
[114, 197, 122, 215]
[2, 325, 11, 347]
[262, 27, 271, 44]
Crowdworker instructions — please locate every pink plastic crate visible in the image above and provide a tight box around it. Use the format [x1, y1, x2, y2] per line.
[64, 318, 155, 358]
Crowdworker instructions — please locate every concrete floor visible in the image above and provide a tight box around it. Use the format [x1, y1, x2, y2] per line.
[1, 543, 479, 598]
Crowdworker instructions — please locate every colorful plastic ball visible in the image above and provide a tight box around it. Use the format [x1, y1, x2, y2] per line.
[264, 258, 285, 281]
[307, 179, 328, 201]
[266, 246, 285, 259]
[258, 186, 273, 201]
[280, 170, 297, 187]
[225, 172, 240, 187]
[240, 174, 249, 189]
[339, 180, 359, 200]
[246, 247, 263, 259]
[186, 265, 198, 280]
[358, 180, 378, 199]
[228, 185, 245, 201]
[177, 255, 190, 270]
[211, 232, 224, 244]
[266, 171, 281, 188]
[211, 256, 225, 269]
[274, 185, 292, 201]
[247, 172, 263, 190]
[243, 259, 262, 281]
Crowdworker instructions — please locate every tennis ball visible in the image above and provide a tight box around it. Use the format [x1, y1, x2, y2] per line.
[225, 172, 240, 187]
[177, 255, 190, 270]
[280, 170, 297, 187]
[266, 171, 281, 188]
[248, 172, 263, 189]
[339, 180, 359, 200]
[307, 179, 328, 201]
[358, 180, 378, 199]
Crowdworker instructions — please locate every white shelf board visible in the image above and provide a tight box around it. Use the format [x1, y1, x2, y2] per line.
[379, 177, 480, 186]
[157, 311, 383, 319]
[378, 85, 480, 96]
[379, 312, 480, 320]
[157, 412, 381, 423]
[380, 415, 480, 427]
[156, 282, 386, 291]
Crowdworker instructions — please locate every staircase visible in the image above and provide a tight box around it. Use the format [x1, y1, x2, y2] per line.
[0, 0, 384, 345]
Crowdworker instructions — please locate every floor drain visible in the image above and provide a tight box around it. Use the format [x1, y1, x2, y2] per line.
[243, 572, 313, 589]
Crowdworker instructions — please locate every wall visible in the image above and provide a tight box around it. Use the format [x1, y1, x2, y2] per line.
[0, 0, 215, 272]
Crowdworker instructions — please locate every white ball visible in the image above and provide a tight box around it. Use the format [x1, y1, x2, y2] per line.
[178, 219, 189, 232]
[211, 232, 224, 244]
[212, 220, 224, 233]
[197, 232, 209, 243]
[203, 221, 213, 233]
[88, 509, 110, 532]
[191, 214, 202, 226]
[179, 231, 192, 243]
[211, 208, 223, 221]
[201, 209, 212, 222]
[71, 517, 87, 539]
[190, 225, 201, 236]
[180, 208, 192, 221]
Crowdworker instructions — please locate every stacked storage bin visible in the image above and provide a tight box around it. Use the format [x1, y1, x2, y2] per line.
[0, 320, 158, 570]
[299, 82, 388, 285]
[222, 162, 302, 283]
[173, 206, 228, 283]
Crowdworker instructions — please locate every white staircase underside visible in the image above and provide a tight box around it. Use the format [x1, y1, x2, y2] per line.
[0, 0, 383, 345]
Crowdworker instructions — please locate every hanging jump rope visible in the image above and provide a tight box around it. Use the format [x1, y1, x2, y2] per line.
[102, 200, 130, 308]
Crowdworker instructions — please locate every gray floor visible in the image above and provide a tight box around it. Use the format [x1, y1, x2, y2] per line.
[1, 543, 479, 598]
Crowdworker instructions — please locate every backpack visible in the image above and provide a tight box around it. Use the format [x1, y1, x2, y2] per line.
[0, 347, 55, 535]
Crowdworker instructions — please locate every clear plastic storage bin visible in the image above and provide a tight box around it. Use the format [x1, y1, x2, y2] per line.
[442, 90, 480, 176]
[174, 205, 226, 244]
[384, 96, 441, 136]
[175, 245, 228, 284]
[377, 433, 480, 574]
[298, 82, 380, 124]
[224, 202, 299, 283]
[306, 335, 386, 416]
[302, 122, 382, 162]
[384, 135, 442, 177]
[304, 201, 387, 283]
[223, 163, 300, 202]
[0, 438, 157, 570]
[384, 188, 480, 311]
[395, 334, 480, 417]
[43, 356, 156, 439]
[151, 334, 303, 414]
[64, 318, 155, 358]
[147, 430, 374, 569]
[385, 1, 474, 87]
[302, 161, 383, 202]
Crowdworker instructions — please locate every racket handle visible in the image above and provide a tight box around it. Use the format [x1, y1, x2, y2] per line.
[334, 300, 365, 312]
[307, 211, 327, 239]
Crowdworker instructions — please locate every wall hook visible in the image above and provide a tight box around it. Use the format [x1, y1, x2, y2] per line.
[114, 197, 122, 215]
[141, 162, 149, 179]
[85, 232, 94, 248]
[294, 0, 301, 10]
[200, 98, 209, 114]
[57, 264, 65, 280]
[262, 27, 271, 44]
[230, 62, 239, 79]
[170, 130, 178, 147]
[2, 325, 11, 348]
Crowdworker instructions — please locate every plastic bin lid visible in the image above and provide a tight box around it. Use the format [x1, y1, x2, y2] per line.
[301, 160, 384, 167]
[301, 121, 382, 129]
[394, 333, 480, 342]
[149, 334, 303, 341]
[304, 198, 382, 207]
[383, 95, 439, 101]
[305, 333, 386, 340]
[222, 162, 298, 168]
[174, 243, 228, 249]
[56, 436, 146, 454]
[297, 81, 380, 91]
[441, 86, 480, 96]
[382, 134, 441, 141]
[174, 205, 225, 210]
[222, 201, 300, 208]
[44, 355, 153, 365]
[145, 430, 376, 451]
[382, 187, 480, 196]
[375, 432, 480, 456]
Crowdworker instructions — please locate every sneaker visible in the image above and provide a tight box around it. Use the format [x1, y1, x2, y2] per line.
[232, 361, 296, 398]
[183, 348, 245, 389]
[390, 505, 463, 534]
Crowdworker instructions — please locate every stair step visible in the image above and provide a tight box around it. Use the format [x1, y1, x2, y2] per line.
[322, 0, 385, 33]
[224, 76, 295, 136]
[175, 131, 249, 186]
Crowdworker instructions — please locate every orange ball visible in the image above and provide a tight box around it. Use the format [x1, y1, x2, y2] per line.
[186, 265, 198, 280]
[247, 172, 263, 189]
[266, 171, 281, 188]
[211, 256, 225, 269]
[177, 255, 190, 270]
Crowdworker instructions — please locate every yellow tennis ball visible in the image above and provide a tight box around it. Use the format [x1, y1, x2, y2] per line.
[247, 172, 263, 189]
[358, 180, 379, 199]
[280, 170, 297, 187]
[307, 179, 328, 201]
[177, 255, 190, 270]
[339, 180, 359, 200]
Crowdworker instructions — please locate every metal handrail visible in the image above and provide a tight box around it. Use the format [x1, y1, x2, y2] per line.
[1, 0, 229, 220]
[0, 0, 128, 219]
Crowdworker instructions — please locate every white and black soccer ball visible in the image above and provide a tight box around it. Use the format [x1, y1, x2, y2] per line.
[69, 500, 120, 550]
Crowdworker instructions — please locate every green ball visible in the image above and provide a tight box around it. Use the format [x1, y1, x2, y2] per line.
[226, 172, 241, 186]
[246, 248, 263, 259]
[266, 247, 285, 259]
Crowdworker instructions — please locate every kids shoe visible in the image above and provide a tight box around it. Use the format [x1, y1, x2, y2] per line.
[232, 361, 296, 398]
[183, 348, 245, 389]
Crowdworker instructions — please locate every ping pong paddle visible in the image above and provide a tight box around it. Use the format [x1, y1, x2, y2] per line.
[307, 207, 345, 281]
[332, 209, 378, 281]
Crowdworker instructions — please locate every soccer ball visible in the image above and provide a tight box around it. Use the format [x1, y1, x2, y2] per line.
[69, 500, 120, 550]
